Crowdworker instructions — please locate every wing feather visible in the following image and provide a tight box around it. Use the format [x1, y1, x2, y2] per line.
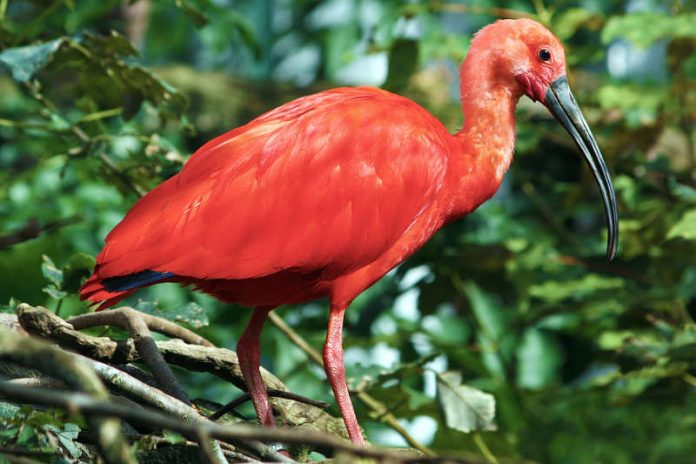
[95, 87, 450, 282]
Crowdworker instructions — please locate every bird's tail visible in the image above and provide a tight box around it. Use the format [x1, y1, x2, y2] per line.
[80, 270, 133, 311]
[79, 272, 133, 310]
[80, 269, 176, 310]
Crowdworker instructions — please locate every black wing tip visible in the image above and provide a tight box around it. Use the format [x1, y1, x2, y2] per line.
[103, 270, 176, 292]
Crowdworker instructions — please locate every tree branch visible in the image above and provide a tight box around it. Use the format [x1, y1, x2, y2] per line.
[68, 307, 214, 346]
[16, 304, 347, 438]
[67, 307, 192, 404]
[0, 216, 81, 249]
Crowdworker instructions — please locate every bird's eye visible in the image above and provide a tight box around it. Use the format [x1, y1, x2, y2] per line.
[538, 48, 552, 62]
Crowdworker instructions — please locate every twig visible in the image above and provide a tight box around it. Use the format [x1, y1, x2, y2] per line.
[85, 352, 272, 462]
[98, 152, 148, 197]
[76, 356, 232, 463]
[68, 307, 214, 346]
[196, 429, 219, 464]
[0, 382, 477, 463]
[268, 313, 323, 365]
[268, 312, 435, 456]
[68, 307, 192, 405]
[472, 433, 498, 464]
[209, 389, 329, 421]
[0, 326, 133, 464]
[0, 216, 81, 249]
[7, 377, 66, 389]
[78, 107, 123, 123]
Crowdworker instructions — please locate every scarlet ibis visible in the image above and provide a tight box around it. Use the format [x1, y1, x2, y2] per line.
[81, 19, 618, 445]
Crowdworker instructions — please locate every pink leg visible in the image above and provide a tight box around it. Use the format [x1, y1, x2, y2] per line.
[324, 304, 365, 445]
[237, 306, 275, 426]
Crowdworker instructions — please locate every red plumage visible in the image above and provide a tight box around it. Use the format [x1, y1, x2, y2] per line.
[83, 87, 455, 308]
[80, 19, 618, 445]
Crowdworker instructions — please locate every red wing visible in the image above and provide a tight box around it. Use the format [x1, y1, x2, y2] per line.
[95, 87, 450, 282]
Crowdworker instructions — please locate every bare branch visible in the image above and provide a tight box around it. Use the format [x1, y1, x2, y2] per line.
[6, 377, 66, 389]
[268, 313, 324, 365]
[17, 304, 347, 438]
[68, 307, 214, 346]
[0, 216, 81, 249]
[68, 307, 192, 405]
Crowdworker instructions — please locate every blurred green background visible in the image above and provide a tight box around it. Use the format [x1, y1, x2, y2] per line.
[1, 0, 696, 462]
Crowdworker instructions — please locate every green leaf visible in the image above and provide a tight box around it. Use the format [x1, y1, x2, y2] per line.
[0, 38, 65, 82]
[62, 253, 96, 293]
[16, 424, 37, 445]
[462, 281, 506, 339]
[372, 353, 438, 385]
[528, 274, 625, 304]
[1, 32, 186, 119]
[0, 298, 19, 314]
[668, 178, 696, 204]
[135, 300, 209, 329]
[0, 401, 20, 419]
[169, 302, 209, 329]
[516, 328, 562, 389]
[436, 371, 496, 433]
[602, 13, 696, 48]
[162, 430, 188, 445]
[462, 281, 509, 378]
[134, 299, 158, 314]
[41, 255, 63, 287]
[667, 209, 696, 240]
[596, 84, 666, 127]
[366, 383, 437, 420]
[44, 423, 85, 459]
[553, 8, 601, 41]
[42, 285, 67, 300]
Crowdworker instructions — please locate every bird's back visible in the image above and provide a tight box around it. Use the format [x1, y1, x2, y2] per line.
[82, 87, 453, 307]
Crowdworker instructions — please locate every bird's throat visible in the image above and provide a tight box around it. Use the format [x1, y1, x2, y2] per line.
[445, 67, 520, 219]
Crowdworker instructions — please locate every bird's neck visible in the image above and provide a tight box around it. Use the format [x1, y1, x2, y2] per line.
[444, 57, 522, 219]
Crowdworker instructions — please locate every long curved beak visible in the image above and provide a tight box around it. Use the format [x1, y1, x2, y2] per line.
[544, 76, 618, 260]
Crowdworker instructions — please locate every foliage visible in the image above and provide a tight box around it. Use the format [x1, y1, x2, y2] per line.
[0, 405, 88, 462]
[1, 0, 695, 463]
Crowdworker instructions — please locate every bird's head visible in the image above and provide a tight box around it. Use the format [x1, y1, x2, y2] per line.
[466, 19, 618, 260]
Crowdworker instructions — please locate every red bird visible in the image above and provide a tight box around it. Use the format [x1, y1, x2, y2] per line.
[81, 19, 618, 445]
